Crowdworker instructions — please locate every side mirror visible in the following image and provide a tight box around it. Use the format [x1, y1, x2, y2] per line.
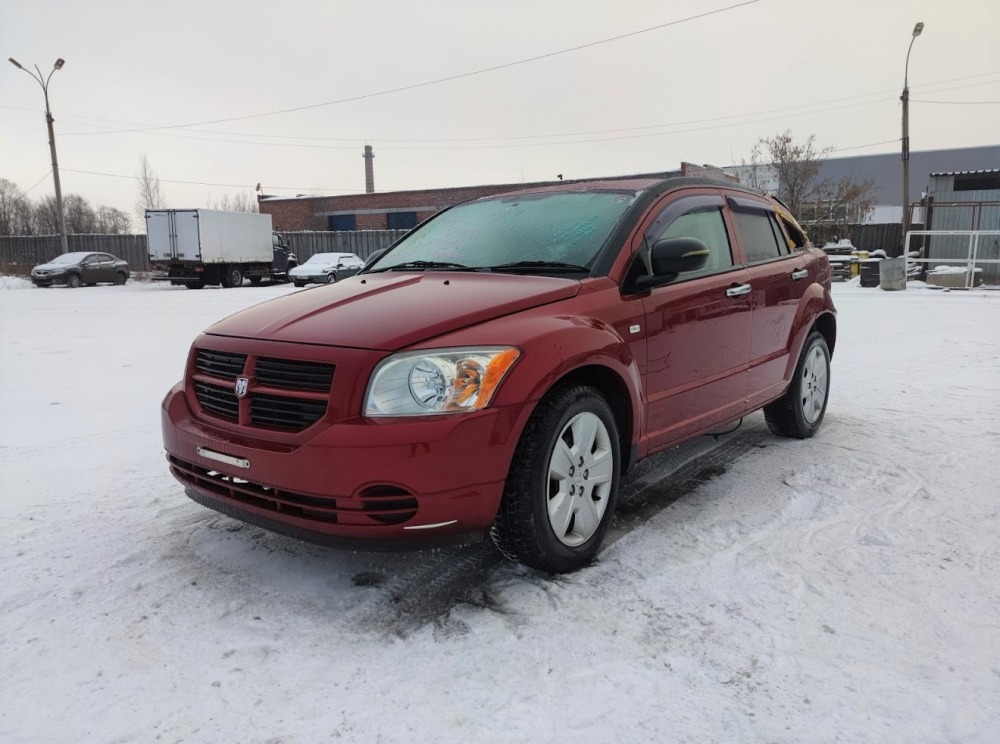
[633, 237, 710, 290]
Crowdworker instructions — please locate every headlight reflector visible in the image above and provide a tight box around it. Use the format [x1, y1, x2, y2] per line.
[365, 347, 520, 416]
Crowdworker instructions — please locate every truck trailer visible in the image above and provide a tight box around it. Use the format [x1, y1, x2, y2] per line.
[146, 209, 296, 289]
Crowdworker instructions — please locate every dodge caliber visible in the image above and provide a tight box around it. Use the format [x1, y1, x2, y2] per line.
[161, 177, 836, 572]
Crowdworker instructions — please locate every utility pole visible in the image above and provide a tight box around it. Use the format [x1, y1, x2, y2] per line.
[901, 22, 924, 256]
[9, 57, 69, 254]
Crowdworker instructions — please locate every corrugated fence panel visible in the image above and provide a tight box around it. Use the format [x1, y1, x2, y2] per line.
[1, 230, 408, 275]
[283, 230, 408, 262]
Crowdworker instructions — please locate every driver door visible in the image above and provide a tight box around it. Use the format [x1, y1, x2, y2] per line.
[634, 192, 752, 450]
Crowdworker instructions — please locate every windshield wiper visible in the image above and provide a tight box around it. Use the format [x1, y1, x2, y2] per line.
[370, 260, 472, 273]
[486, 260, 590, 274]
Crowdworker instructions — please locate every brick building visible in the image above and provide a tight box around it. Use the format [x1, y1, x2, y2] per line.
[259, 160, 732, 232]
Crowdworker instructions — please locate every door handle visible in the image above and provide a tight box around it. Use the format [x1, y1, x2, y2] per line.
[726, 283, 751, 297]
[791, 269, 809, 280]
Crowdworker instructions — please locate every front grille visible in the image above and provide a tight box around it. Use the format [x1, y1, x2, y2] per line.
[255, 358, 334, 392]
[191, 348, 333, 432]
[195, 349, 246, 379]
[170, 456, 419, 527]
[194, 381, 238, 420]
[250, 393, 327, 430]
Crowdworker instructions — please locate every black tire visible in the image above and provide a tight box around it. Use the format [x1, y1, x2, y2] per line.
[284, 263, 297, 283]
[187, 280, 205, 290]
[220, 265, 243, 288]
[327, 273, 337, 283]
[114, 272, 127, 285]
[67, 273, 81, 289]
[763, 331, 831, 439]
[293, 281, 305, 288]
[491, 384, 621, 573]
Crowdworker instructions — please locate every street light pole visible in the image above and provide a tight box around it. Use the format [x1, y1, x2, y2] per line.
[9, 57, 69, 254]
[901, 22, 924, 255]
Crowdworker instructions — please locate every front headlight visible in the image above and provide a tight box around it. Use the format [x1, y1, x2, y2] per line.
[365, 347, 520, 416]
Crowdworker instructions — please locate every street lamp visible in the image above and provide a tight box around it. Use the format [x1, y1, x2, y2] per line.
[901, 22, 924, 253]
[9, 56, 69, 254]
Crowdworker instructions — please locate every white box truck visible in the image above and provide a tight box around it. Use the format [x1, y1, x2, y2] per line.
[146, 209, 296, 289]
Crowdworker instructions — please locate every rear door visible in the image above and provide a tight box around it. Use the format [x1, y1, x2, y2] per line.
[172, 211, 200, 260]
[634, 190, 752, 450]
[727, 194, 809, 406]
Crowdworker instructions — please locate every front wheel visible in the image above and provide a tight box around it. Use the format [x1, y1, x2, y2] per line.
[220, 265, 244, 288]
[67, 274, 81, 289]
[491, 384, 620, 573]
[763, 331, 831, 438]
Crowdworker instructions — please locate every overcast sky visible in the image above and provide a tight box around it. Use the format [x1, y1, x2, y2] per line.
[2, 0, 998, 219]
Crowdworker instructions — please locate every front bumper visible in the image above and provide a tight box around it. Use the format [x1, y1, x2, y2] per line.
[291, 273, 331, 284]
[161, 382, 532, 548]
[31, 273, 67, 286]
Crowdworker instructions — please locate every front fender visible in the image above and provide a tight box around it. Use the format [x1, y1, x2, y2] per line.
[424, 312, 645, 449]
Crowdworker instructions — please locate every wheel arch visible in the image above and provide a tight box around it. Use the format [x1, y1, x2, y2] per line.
[812, 311, 836, 358]
[545, 364, 636, 473]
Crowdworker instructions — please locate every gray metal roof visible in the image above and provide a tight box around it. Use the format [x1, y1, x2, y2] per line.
[930, 168, 1000, 177]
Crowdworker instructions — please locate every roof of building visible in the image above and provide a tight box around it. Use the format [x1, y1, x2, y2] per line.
[930, 168, 1000, 177]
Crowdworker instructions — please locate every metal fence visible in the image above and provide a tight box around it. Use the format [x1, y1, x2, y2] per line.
[805, 223, 924, 256]
[0, 230, 409, 276]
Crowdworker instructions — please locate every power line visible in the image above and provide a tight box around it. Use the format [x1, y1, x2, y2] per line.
[58, 135, 907, 194]
[49, 1, 763, 134]
[56, 82, 983, 152]
[59, 168, 352, 193]
[23, 170, 53, 195]
[13, 70, 997, 143]
[912, 99, 1000, 104]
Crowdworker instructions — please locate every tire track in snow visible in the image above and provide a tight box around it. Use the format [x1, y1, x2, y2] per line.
[359, 425, 770, 637]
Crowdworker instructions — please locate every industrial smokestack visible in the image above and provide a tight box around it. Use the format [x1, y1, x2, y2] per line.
[363, 145, 375, 193]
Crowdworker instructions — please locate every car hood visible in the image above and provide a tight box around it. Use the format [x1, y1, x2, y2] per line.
[34, 262, 75, 271]
[289, 263, 332, 275]
[205, 272, 582, 351]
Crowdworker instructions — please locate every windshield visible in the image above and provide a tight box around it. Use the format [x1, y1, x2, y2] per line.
[47, 252, 90, 266]
[368, 191, 636, 271]
[304, 254, 343, 266]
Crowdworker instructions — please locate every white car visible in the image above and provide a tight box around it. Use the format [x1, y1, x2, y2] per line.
[289, 253, 365, 287]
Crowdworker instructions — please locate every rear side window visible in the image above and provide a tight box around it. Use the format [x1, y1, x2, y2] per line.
[735, 211, 787, 263]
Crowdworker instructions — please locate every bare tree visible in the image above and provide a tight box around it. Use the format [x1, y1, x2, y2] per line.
[33, 194, 61, 235]
[0, 178, 33, 236]
[739, 130, 876, 228]
[208, 190, 258, 212]
[95, 205, 131, 234]
[135, 153, 166, 220]
[64, 194, 98, 234]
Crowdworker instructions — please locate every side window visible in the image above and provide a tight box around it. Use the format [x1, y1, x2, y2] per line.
[647, 207, 734, 278]
[734, 211, 786, 263]
[778, 215, 808, 250]
[83, 255, 99, 265]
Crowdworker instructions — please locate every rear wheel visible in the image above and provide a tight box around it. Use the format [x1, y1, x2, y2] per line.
[491, 384, 620, 573]
[187, 280, 205, 290]
[67, 274, 81, 289]
[114, 272, 127, 285]
[763, 331, 831, 438]
[293, 281, 305, 288]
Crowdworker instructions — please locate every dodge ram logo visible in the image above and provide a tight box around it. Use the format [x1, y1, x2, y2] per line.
[234, 377, 249, 398]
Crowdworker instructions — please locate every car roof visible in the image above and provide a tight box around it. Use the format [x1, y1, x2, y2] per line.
[308, 252, 358, 259]
[478, 176, 767, 201]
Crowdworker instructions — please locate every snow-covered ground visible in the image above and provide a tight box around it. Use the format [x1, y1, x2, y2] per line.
[2, 279, 999, 744]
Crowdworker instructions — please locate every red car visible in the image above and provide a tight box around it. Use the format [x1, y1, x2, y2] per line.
[162, 177, 835, 573]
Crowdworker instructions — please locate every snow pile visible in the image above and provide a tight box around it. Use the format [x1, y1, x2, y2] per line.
[0, 275, 34, 290]
[928, 265, 983, 275]
[1, 282, 999, 743]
